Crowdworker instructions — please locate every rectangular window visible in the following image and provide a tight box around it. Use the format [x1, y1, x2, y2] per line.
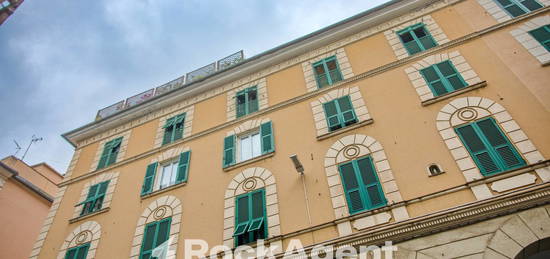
[77, 181, 109, 216]
[140, 217, 171, 259]
[239, 132, 261, 162]
[97, 137, 122, 169]
[141, 151, 191, 195]
[529, 25, 550, 52]
[455, 117, 526, 176]
[323, 96, 358, 132]
[162, 113, 185, 145]
[223, 122, 274, 168]
[234, 189, 267, 246]
[65, 243, 90, 259]
[236, 86, 259, 118]
[397, 24, 437, 55]
[312, 56, 343, 89]
[420, 60, 468, 97]
[338, 156, 386, 214]
[494, 0, 542, 17]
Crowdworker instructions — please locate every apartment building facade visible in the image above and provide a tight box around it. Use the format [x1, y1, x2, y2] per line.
[32, 0, 550, 258]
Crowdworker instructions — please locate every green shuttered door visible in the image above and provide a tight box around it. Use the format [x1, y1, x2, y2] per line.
[140, 217, 172, 259]
[338, 156, 386, 214]
[456, 117, 525, 175]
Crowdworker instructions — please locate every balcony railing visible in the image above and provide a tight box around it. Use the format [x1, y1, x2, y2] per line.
[95, 50, 244, 121]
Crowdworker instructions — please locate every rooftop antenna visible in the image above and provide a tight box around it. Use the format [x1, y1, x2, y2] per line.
[21, 135, 43, 161]
[13, 140, 22, 157]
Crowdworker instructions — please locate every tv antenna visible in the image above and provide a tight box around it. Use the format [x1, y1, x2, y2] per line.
[21, 135, 43, 161]
[13, 140, 22, 157]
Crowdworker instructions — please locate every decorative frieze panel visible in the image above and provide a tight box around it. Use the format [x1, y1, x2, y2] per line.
[56, 221, 101, 259]
[510, 15, 550, 64]
[384, 15, 450, 60]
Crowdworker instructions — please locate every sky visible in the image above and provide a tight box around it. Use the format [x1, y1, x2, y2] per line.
[0, 0, 389, 174]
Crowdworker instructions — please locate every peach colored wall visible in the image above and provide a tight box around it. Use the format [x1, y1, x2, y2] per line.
[36, 0, 550, 257]
[0, 180, 51, 259]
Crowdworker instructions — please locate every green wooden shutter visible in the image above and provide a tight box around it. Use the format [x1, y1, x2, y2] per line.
[141, 222, 158, 258]
[97, 142, 111, 169]
[162, 117, 175, 145]
[234, 195, 250, 236]
[339, 162, 365, 214]
[223, 135, 236, 168]
[248, 87, 259, 114]
[80, 184, 99, 216]
[313, 62, 329, 88]
[495, 0, 542, 17]
[260, 121, 274, 154]
[248, 190, 266, 232]
[156, 217, 172, 247]
[75, 244, 89, 259]
[398, 24, 436, 55]
[356, 157, 386, 209]
[176, 151, 191, 183]
[141, 162, 158, 195]
[236, 90, 247, 118]
[107, 137, 122, 166]
[323, 100, 341, 131]
[436, 61, 467, 91]
[173, 115, 185, 141]
[476, 118, 525, 170]
[337, 96, 357, 126]
[93, 181, 109, 211]
[529, 26, 550, 51]
[456, 124, 500, 175]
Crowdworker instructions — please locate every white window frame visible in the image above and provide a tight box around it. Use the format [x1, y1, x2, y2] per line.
[154, 158, 179, 191]
[237, 130, 261, 162]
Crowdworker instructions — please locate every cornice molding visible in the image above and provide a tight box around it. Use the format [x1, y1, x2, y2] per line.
[62, 0, 453, 147]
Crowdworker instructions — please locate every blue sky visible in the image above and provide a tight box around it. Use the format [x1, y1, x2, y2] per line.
[0, 0, 389, 173]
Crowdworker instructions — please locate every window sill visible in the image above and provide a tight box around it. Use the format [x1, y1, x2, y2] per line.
[223, 152, 275, 172]
[69, 207, 110, 224]
[141, 181, 187, 200]
[542, 61, 550, 67]
[317, 119, 374, 141]
[421, 81, 487, 106]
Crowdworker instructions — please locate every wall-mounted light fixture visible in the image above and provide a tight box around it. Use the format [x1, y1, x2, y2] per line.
[290, 154, 304, 174]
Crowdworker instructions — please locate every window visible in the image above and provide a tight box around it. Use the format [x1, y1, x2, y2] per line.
[97, 137, 122, 169]
[77, 181, 109, 216]
[236, 86, 259, 118]
[397, 24, 437, 55]
[234, 189, 267, 246]
[338, 156, 386, 214]
[529, 25, 550, 52]
[420, 60, 467, 97]
[162, 113, 185, 145]
[323, 96, 357, 132]
[455, 117, 525, 176]
[494, 0, 543, 18]
[313, 56, 343, 88]
[223, 121, 274, 168]
[141, 151, 191, 195]
[65, 243, 90, 259]
[140, 217, 171, 259]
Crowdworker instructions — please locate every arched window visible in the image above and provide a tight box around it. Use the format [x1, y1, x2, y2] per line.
[57, 221, 101, 259]
[129, 195, 182, 259]
[223, 167, 281, 249]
